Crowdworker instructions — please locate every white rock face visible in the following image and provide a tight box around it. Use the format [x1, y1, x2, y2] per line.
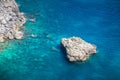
[0, 0, 26, 42]
[0, 34, 5, 42]
[61, 37, 97, 62]
[14, 31, 23, 39]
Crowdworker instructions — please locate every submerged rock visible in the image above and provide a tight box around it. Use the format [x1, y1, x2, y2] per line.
[0, 0, 26, 42]
[31, 34, 37, 38]
[29, 18, 36, 22]
[61, 37, 96, 62]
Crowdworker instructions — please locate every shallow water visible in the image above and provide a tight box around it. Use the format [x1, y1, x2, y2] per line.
[0, 0, 120, 80]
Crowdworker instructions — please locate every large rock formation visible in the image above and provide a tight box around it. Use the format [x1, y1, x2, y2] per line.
[61, 37, 96, 62]
[0, 0, 26, 42]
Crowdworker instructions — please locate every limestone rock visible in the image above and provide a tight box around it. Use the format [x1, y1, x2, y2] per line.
[0, 34, 5, 42]
[14, 31, 23, 39]
[0, 0, 26, 42]
[61, 37, 97, 62]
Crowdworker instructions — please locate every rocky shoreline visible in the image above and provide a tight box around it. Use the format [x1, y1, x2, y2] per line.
[61, 37, 97, 62]
[0, 0, 26, 42]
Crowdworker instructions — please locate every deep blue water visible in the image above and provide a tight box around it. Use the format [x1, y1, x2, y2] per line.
[0, 0, 120, 80]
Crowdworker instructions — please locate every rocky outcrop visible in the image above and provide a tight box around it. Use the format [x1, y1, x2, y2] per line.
[61, 37, 96, 62]
[0, 0, 26, 42]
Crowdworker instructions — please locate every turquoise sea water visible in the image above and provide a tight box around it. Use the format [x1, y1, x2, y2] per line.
[0, 0, 120, 80]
